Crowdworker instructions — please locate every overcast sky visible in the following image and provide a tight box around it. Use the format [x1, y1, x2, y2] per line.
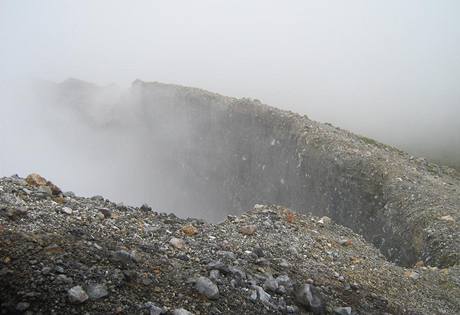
[1, 0, 459, 156]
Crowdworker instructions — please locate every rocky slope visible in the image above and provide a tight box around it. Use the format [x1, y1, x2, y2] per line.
[1, 174, 459, 315]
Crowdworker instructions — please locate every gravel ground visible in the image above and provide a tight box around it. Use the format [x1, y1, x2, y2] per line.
[1, 174, 459, 315]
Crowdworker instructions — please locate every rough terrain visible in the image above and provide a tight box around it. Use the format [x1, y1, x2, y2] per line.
[1, 174, 459, 315]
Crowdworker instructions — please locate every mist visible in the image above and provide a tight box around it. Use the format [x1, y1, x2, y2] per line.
[1, 1, 459, 217]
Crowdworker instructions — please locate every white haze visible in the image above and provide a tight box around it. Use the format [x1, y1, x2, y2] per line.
[0, 1, 459, 213]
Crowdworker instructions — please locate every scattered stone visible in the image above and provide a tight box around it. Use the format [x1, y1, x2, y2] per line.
[91, 195, 105, 201]
[38, 186, 52, 195]
[229, 266, 246, 279]
[318, 216, 331, 225]
[44, 244, 64, 254]
[294, 284, 323, 314]
[63, 191, 75, 197]
[4, 207, 27, 219]
[216, 250, 236, 259]
[415, 261, 425, 268]
[334, 306, 352, 315]
[16, 302, 30, 311]
[276, 275, 292, 288]
[287, 246, 298, 256]
[279, 258, 290, 268]
[440, 215, 455, 223]
[113, 250, 138, 265]
[41, 266, 52, 275]
[286, 305, 299, 313]
[172, 308, 194, 315]
[181, 224, 198, 236]
[256, 257, 270, 266]
[169, 237, 186, 249]
[253, 246, 264, 257]
[339, 239, 352, 246]
[140, 204, 152, 212]
[67, 286, 88, 304]
[98, 207, 112, 218]
[87, 283, 109, 300]
[239, 224, 257, 235]
[263, 277, 279, 292]
[405, 271, 420, 280]
[207, 261, 230, 274]
[55, 274, 72, 284]
[254, 285, 272, 306]
[55, 265, 65, 273]
[146, 302, 163, 315]
[47, 181, 62, 195]
[61, 207, 73, 215]
[194, 276, 219, 299]
[209, 269, 220, 281]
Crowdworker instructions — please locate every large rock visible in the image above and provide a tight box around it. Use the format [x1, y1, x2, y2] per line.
[194, 276, 219, 299]
[26, 173, 61, 195]
[25, 173, 48, 187]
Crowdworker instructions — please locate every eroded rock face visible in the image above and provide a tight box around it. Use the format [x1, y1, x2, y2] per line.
[40, 79, 459, 268]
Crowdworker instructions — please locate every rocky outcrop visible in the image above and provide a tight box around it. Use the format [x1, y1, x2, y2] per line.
[1, 175, 459, 314]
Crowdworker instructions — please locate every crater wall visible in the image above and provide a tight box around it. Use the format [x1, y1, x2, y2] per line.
[130, 81, 459, 267]
[46, 79, 460, 268]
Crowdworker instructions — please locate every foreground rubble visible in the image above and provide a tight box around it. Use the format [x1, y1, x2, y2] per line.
[1, 175, 459, 314]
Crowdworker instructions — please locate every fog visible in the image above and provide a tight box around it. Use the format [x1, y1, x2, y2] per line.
[1, 1, 459, 215]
